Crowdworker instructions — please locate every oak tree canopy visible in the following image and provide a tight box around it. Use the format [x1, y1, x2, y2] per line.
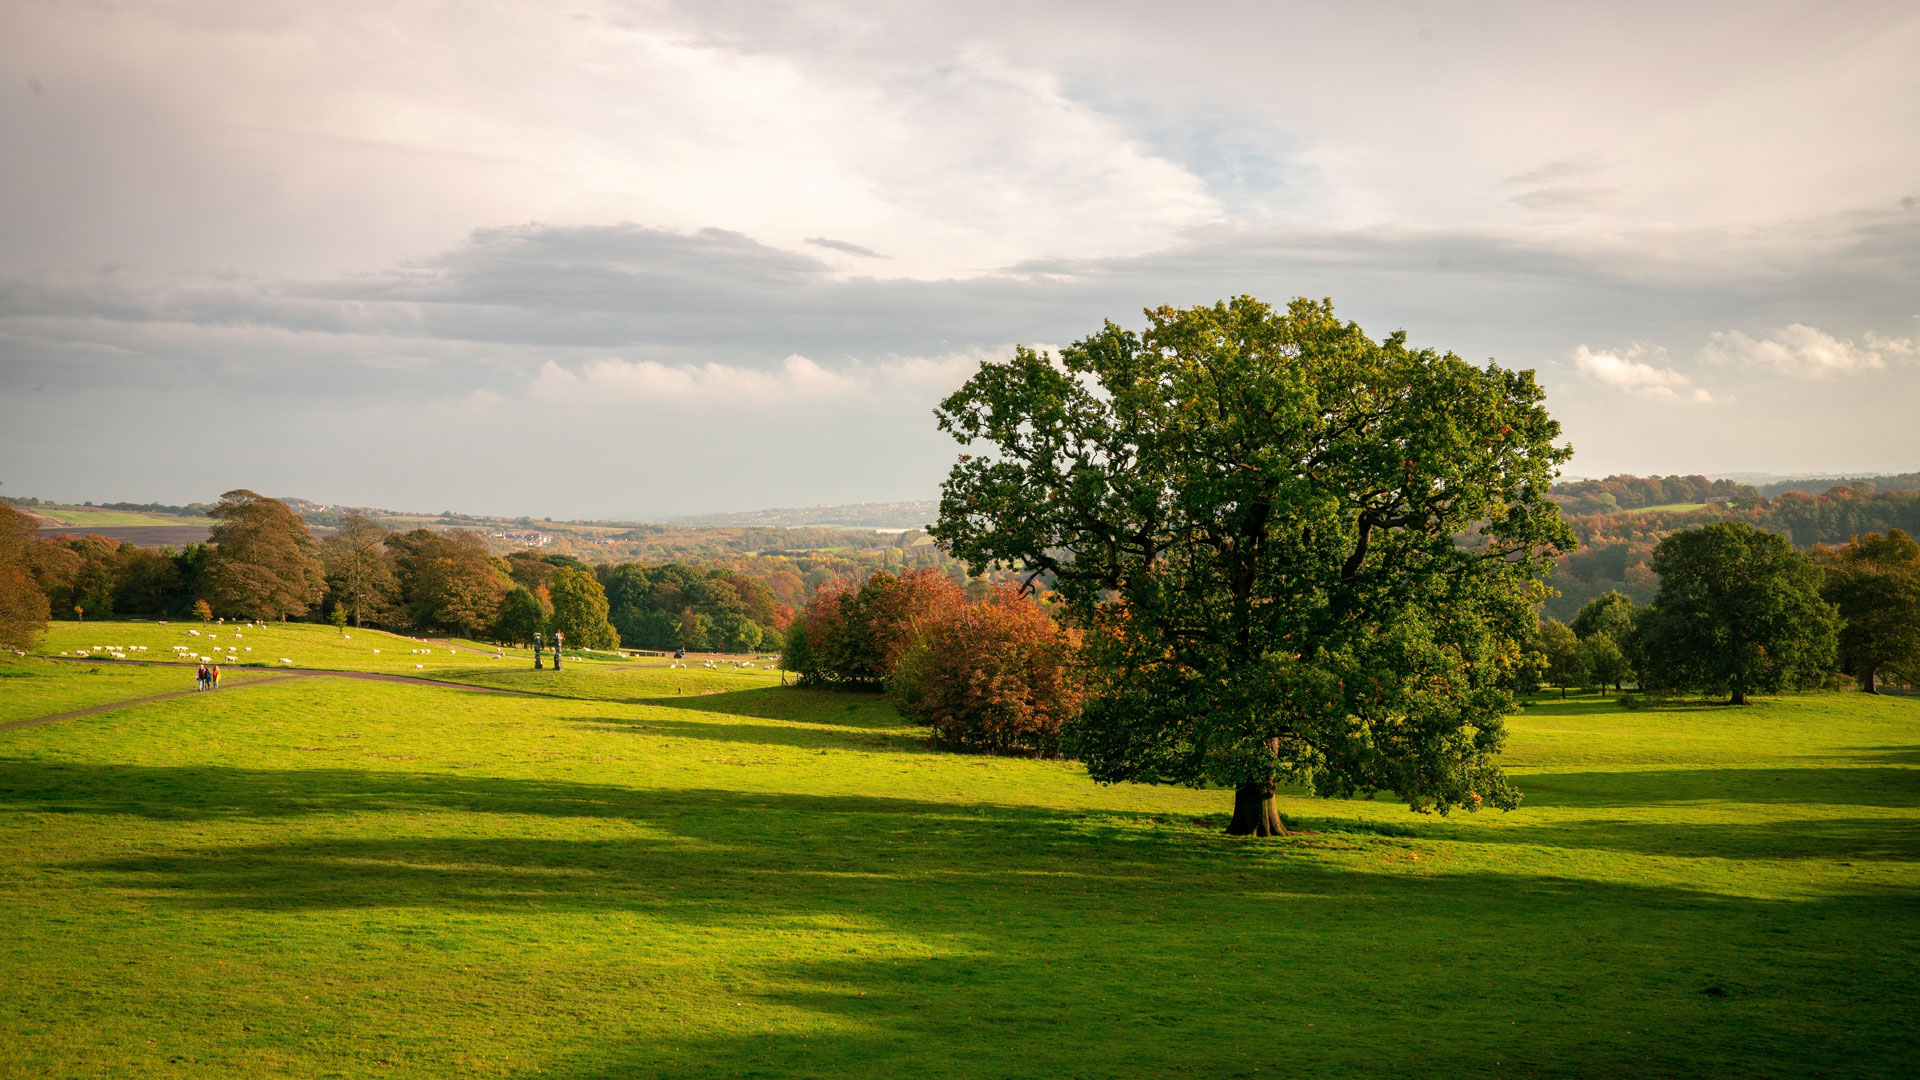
[931, 297, 1573, 835]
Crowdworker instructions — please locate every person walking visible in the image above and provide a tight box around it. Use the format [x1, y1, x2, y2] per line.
[210, 664, 221, 690]
[195, 664, 208, 691]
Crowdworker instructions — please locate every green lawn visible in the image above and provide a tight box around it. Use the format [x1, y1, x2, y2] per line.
[1626, 502, 1710, 514]
[0, 641, 1915, 1078]
[33, 620, 626, 677]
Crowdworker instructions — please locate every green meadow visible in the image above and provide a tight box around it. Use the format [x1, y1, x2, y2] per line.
[1, 625, 1916, 1078]
[34, 620, 594, 677]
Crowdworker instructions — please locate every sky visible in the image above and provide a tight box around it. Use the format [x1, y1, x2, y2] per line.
[2, 0, 1916, 519]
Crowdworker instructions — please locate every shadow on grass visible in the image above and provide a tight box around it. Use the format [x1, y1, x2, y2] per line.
[637, 685, 903, 726]
[1515, 766, 1920, 809]
[561, 711, 928, 752]
[9, 758, 1920, 1076]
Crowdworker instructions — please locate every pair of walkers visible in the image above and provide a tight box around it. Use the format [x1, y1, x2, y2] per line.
[195, 663, 221, 691]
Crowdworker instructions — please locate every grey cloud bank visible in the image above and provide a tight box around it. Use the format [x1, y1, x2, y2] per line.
[2, 2, 1916, 516]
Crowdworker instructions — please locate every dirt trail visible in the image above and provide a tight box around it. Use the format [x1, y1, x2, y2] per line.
[20, 657, 536, 734]
[0, 672, 315, 732]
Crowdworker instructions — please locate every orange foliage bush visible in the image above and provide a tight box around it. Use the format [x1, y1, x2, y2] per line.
[889, 586, 1083, 756]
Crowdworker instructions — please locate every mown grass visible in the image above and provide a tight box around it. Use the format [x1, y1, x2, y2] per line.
[0, 640, 1915, 1078]
[32, 620, 629, 676]
[0, 658, 276, 726]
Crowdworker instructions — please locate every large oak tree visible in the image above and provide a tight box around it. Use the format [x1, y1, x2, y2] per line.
[932, 297, 1572, 835]
[204, 490, 326, 621]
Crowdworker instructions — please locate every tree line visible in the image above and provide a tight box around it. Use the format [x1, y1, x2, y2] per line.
[1536, 522, 1918, 700]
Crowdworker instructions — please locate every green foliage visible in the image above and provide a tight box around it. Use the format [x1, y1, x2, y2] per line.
[328, 604, 349, 633]
[1538, 619, 1589, 697]
[547, 566, 619, 650]
[932, 296, 1573, 818]
[1584, 630, 1631, 692]
[1570, 590, 1637, 642]
[1818, 529, 1920, 691]
[1637, 522, 1839, 704]
[492, 586, 549, 647]
[599, 562, 786, 653]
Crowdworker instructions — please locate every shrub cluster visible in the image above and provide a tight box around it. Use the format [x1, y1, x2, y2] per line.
[784, 570, 1082, 755]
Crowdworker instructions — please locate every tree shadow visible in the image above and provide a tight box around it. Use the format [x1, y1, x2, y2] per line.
[12, 757, 1919, 1076]
[562, 712, 929, 752]
[1514, 767, 1920, 809]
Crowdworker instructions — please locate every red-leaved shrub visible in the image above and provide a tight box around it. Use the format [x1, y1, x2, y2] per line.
[889, 586, 1083, 756]
[785, 569, 967, 686]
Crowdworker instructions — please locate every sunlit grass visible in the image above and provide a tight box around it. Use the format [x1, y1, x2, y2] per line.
[0, 641, 1914, 1078]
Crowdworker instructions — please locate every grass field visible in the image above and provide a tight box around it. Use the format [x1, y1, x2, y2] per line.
[31, 620, 624, 677]
[1, 624, 1916, 1078]
[29, 507, 204, 528]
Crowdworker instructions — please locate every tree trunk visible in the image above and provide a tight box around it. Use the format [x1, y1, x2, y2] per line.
[1861, 664, 1878, 694]
[1225, 784, 1287, 837]
[1730, 685, 1748, 706]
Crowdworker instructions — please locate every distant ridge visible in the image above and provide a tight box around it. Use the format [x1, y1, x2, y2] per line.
[670, 500, 938, 530]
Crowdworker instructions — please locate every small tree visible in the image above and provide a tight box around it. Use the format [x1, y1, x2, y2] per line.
[1539, 619, 1589, 698]
[547, 566, 619, 650]
[329, 604, 349, 634]
[493, 586, 549, 647]
[1637, 522, 1838, 704]
[1571, 590, 1637, 642]
[194, 598, 213, 623]
[1818, 530, 1920, 693]
[1585, 631, 1630, 693]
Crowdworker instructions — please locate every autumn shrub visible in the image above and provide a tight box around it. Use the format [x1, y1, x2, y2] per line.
[786, 569, 966, 686]
[889, 586, 1083, 756]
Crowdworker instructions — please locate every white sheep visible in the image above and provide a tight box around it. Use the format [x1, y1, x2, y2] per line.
[279, 658, 292, 664]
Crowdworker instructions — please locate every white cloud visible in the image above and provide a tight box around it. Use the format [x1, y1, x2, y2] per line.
[1697, 324, 1918, 379]
[1572, 344, 1714, 403]
[524, 348, 1009, 408]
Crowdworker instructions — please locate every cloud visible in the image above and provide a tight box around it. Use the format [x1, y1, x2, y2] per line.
[524, 348, 1002, 408]
[1697, 323, 1918, 379]
[1503, 155, 1623, 212]
[805, 237, 887, 258]
[1572, 344, 1714, 403]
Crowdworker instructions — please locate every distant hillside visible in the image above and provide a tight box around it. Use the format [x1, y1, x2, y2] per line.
[1749, 471, 1920, 498]
[670, 501, 939, 530]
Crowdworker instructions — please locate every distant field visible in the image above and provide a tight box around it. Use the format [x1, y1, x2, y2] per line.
[0, 639, 1914, 1078]
[31, 620, 618, 677]
[28, 507, 203, 527]
[1626, 502, 1710, 514]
